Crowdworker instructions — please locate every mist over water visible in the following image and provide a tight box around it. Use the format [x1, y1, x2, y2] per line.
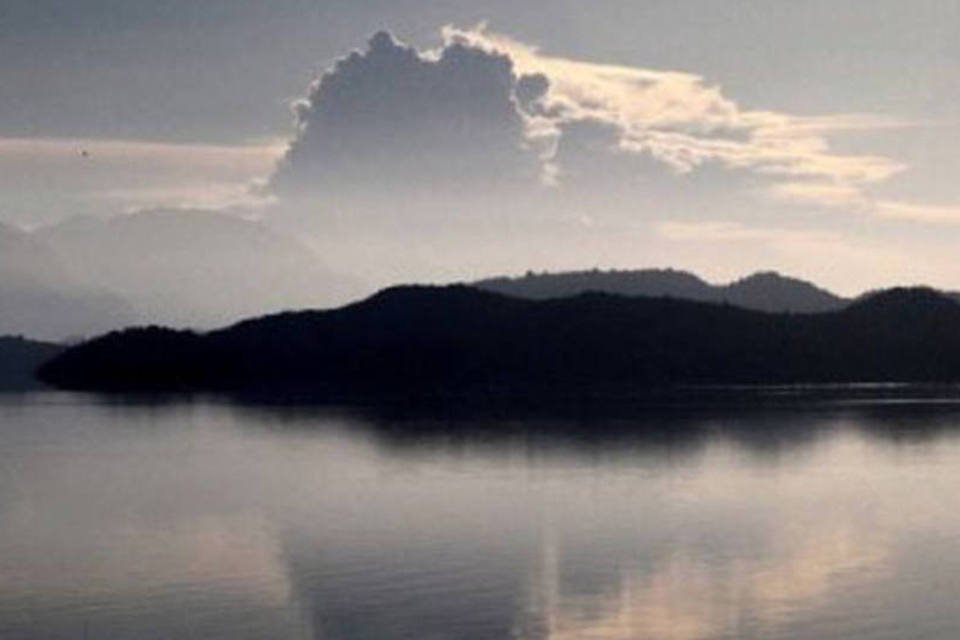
[2, 394, 960, 639]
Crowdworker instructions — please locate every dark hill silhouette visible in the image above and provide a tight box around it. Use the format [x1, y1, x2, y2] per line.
[474, 269, 847, 313]
[0, 337, 63, 390]
[37, 285, 960, 396]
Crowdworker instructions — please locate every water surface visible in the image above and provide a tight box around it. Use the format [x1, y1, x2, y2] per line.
[2, 393, 960, 639]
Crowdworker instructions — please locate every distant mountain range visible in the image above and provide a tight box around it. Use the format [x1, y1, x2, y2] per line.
[0, 222, 137, 340]
[5, 217, 957, 343]
[0, 210, 361, 340]
[38, 209, 359, 328]
[475, 269, 848, 313]
[38, 285, 960, 396]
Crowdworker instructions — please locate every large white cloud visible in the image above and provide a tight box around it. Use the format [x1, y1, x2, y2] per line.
[270, 25, 960, 226]
[270, 30, 547, 196]
[257, 25, 960, 294]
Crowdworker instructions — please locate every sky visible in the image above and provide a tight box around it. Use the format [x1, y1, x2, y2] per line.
[2, 0, 960, 294]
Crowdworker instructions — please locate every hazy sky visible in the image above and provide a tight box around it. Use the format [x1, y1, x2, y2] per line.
[3, 0, 959, 293]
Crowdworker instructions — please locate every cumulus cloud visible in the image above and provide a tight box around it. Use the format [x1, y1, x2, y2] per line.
[450, 24, 960, 229]
[268, 25, 958, 235]
[270, 30, 546, 196]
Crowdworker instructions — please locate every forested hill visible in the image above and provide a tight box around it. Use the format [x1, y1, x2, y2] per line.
[474, 269, 847, 313]
[36, 285, 960, 396]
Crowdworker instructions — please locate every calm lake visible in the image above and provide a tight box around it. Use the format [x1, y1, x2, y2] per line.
[3, 392, 960, 639]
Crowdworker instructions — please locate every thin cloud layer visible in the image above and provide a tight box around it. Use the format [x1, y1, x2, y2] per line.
[445, 25, 906, 199]
[0, 137, 282, 226]
[654, 219, 926, 294]
[451, 25, 960, 225]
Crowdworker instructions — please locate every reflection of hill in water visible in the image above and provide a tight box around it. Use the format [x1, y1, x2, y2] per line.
[259, 395, 947, 640]
[221, 387, 960, 465]
[3, 396, 959, 639]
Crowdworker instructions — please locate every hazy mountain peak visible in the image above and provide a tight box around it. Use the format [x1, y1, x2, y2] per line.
[475, 268, 847, 314]
[720, 270, 844, 314]
[0, 223, 136, 340]
[37, 208, 363, 329]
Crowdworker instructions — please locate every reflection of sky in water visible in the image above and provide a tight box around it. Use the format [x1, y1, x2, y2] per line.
[1, 395, 960, 639]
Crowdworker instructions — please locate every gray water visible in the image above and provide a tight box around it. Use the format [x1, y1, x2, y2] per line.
[2, 393, 960, 639]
